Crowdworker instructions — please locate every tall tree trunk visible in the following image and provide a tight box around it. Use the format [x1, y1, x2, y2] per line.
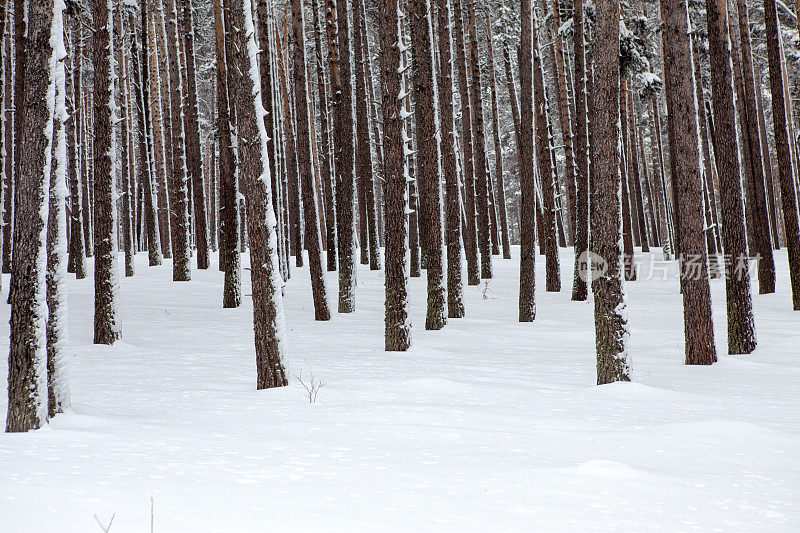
[571, 0, 589, 301]
[8, 0, 27, 274]
[705, 0, 757, 352]
[466, 0, 492, 279]
[627, 88, 649, 252]
[6, 0, 56, 432]
[410, 0, 446, 330]
[733, 0, 775, 293]
[550, 0, 576, 247]
[47, 25, 70, 416]
[380, 0, 411, 351]
[518, 0, 537, 321]
[329, 0, 357, 312]
[66, 13, 86, 278]
[436, 0, 464, 319]
[485, 15, 511, 260]
[533, 7, 560, 293]
[213, 0, 240, 308]
[93, 0, 122, 344]
[179, 0, 209, 269]
[661, 0, 717, 365]
[755, 62, 780, 250]
[311, 0, 337, 272]
[160, 0, 191, 281]
[227, 0, 288, 389]
[147, 5, 172, 259]
[619, 79, 637, 281]
[764, 0, 800, 310]
[453, 0, 479, 285]
[2, 20, 12, 270]
[592, 0, 630, 384]
[292, 0, 330, 321]
[132, 4, 161, 267]
[356, 0, 382, 271]
[115, 1, 134, 278]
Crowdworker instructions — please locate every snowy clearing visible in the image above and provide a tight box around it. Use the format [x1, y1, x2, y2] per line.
[1, 248, 799, 532]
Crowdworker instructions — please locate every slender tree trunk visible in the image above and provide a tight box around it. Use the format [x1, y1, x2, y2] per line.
[179, 0, 209, 269]
[380, 0, 411, 351]
[485, 16, 511, 260]
[619, 80, 637, 281]
[764, 0, 800, 310]
[705, 0, 757, 352]
[47, 26, 70, 416]
[94, 0, 122, 344]
[410, 0, 446, 330]
[160, 0, 191, 281]
[213, 0, 240, 308]
[8, 0, 26, 275]
[533, 8, 560, 293]
[357, 0, 382, 271]
[661, 0, 717, 365]
[627, 89, 649, 252]
[132, 4, 161, 267]
[518, 0, 537, 321]
[330, 0, 357, 312]
[292, 0, 330, 321]
[453, 0, 479, 285]
[571, 0, 589, 301]
[592, 0, 630, 384]
[311, 0, 337, 272]
[436, 0, 464, 319]
[227, 0, 288, 389]
[115, 1, 134, 278]
[147, 5, 171, 259]
[755, 62, 780, 249]
[1, 20, 12, 271]
[66, 14, 86, 278]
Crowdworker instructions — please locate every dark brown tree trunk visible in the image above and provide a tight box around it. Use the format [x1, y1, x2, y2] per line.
[160, 0, 191, 281]
[66, 14, 86, 278]
[592, 0, 630, 384]
[213, 0, 240, 308]
[619, 79, 637, 281]
[6, 0, 53, 432]
[132, 5, 161, 267]
[485, 16, 511, 260]
[329, 0, 357, 312]
[533, 8, 560, 293]
[764, 0, 800, 310]
[550, 0, 576, 247]
[311, 0, 337, 272]
[436, 0, 464, 319]
[147, 7, 172, 259]
[380, 0, 411, 351]
[93, 0, 122, 344]
[755, 63, 780, 250]
[705, 0, 757, 352]
[453, 0, 479, 286]
[466, 0, 492, 279]
[661, 0, 717, 365]
[518, 0, 536, 321]
[228, 0, 288, 389]
[356, 0, 382, 271]
[8, 0, 27, 275]
[179, 0, 209, 270]
[292, 0, 331, 321]
[732, 0, 776, 294]
[115, 1, 134, 278]
[627, 88, 649, 252]
[410, 0, 446, 330]
[2, 21, 12, 270]
[571, 0, 589, 301]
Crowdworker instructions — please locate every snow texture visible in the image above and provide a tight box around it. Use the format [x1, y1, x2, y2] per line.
[1, 248, 798, 531]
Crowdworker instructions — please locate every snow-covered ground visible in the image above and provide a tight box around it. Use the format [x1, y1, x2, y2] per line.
[1, 248, 798, 532]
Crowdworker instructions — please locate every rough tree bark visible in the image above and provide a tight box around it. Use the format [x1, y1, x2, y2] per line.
[380, 0, 411, 350]
[592, 0, 630, 384]
[571, 0, 590, 301]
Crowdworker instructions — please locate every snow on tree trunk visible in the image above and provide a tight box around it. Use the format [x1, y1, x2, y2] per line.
[6, 0, 59, 431]
[591, 0, 630, 385]
[93, 0, 122, 345]
[226, 0, 288, 389]
[571, 0, 590, 302]
[381, 0, 411, 351]
[65, 13, 86, 279]
[660, 0, 717, 365]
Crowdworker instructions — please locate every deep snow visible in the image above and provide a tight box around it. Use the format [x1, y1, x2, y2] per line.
[1, 247, 798, 531]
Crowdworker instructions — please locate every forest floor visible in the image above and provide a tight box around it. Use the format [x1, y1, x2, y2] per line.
[1, 247, 799, 531]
